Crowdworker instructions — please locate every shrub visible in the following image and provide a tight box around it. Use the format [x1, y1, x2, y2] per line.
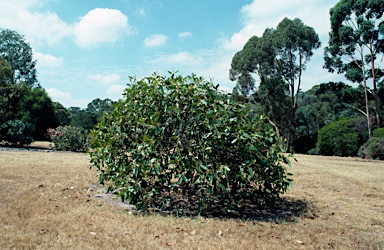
[48, 126, 88, 152]
[307, 148, 320, 155]
[89, 73, 292, 215]
[372, 128, 384, 138]
[316, 118, 359, 156]
[0, 119, 34, 145]
[358, 137, 384, 160]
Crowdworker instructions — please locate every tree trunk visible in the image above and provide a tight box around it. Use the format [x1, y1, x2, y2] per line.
[360, 47, 372, 138]
[364, 80, 372, 138]
[286, 51, 295, 152]
[370, 41, 380, 128]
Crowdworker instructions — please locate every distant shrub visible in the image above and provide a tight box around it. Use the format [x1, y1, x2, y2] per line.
[358, 137, 384, 160]
[307, 148, 320, 155]
[0, 119, 34, 145]
[372, 128, 384, 138]
[316, 118, 359, 156]
[48, 126, 88, 152]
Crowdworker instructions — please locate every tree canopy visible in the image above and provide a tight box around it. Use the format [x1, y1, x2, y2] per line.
[324, 0, 384, 134]
[230, 17, 320, 150]
[0, 29, 38, 87]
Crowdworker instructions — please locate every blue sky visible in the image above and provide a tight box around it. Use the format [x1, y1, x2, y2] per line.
[0, 0, 343, 108]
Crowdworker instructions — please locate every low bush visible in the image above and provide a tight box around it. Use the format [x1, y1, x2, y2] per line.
[89, 73, 292, 215]
[307, 148, 320, 155]
[48, 126, 88, 152]
[358, 137, 384, 160]
[372, 128, 384, 138]
[316, 118, 359, 156]
[0, 119, 34, 145]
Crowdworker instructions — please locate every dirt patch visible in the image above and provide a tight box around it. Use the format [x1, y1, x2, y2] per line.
[90, 185, 136, 211]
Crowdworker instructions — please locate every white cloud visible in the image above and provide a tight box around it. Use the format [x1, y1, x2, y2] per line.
[74, 8, 131, 48]
[107, 85, 126, 96]
[151, 51, 202, 66]
[143, 34, 167, 47]
[46, 87, 91, 108]
[220, 0, 336, 51]
[88, 73, 121, 85]
[135, 7, 146, 17]
[178, 32, 192, 38]
[34, 52, 64, 68]
[0, 3, 134, 48]
[46, 88, 71, 101]
[0, 0, 71, 46]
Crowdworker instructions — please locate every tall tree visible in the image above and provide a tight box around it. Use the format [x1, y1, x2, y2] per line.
[230, 18, 320, 150]
[324, 0, 384, 136]
[0, 29, 37, 87]
[273, 18, 321, 149]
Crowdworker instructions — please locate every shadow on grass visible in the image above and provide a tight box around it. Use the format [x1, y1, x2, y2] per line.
[151, 197, 311, 223]
[94, 186, 312, 222]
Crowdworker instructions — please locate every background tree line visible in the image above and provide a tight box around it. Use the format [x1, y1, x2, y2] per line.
[0, 28, 114, 145]
[230, 0, 383, 158]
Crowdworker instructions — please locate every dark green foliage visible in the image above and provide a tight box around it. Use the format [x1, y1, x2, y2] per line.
[311, 82, 364, 124]
[68, 107, 97, 131]
[0, 119, 34, 145]
[68, 98, 114, 131]
[21, 87, 59, 140]
[89, 73, 292, 214]
[358, 137, 384, 160]
[86, 98, 114, 117]
[292, 134, 317, 154]
[48, 126, 88, 152]
[292, 82, 369, 155]
[307, 148, 320, 155]
[372, 128, 384, 138]
[53, 102, 71, 126]
[0, 56, 12, 84]
[0, 57, 33, 144]
[0, 57, 27, 123]
[317, 118, 360, 156]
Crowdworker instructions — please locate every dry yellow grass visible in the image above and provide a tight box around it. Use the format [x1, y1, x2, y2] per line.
[0, 151, 383, 249]
[29, 141, 52, 149]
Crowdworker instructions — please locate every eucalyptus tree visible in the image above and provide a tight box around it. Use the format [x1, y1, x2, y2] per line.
[324, 0, 384, 136]
[0, 29, 37, 87]
[230, 18, 321, 150]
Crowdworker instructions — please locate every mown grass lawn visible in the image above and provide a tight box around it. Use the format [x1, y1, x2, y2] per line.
[0, 150, 383, 249]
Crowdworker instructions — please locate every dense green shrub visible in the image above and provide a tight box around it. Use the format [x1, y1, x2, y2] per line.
[307, 148, 320, 155]
[316, 118, 359, 156]
[358, 137, 384, 160]
[372, 128, 384, 138]
[48, 126, 88, 152]
[89, 73, 292, 214]
[0, 119, 34, 145]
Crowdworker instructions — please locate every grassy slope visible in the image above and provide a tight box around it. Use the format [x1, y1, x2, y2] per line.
[0, 151, 383, 249]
